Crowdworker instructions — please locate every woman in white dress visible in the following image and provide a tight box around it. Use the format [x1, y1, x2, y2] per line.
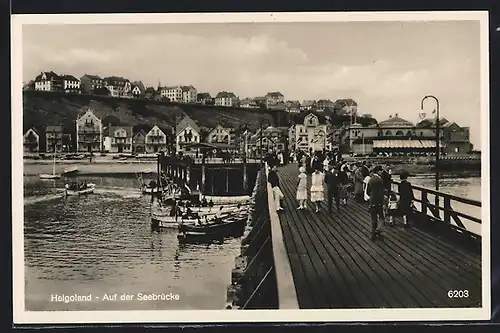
[310, 164, 325, 213]
[296, 166, 308, 209]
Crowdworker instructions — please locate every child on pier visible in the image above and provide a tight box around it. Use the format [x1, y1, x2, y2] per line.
[386, 191, 399, 226]
[296, 166, 308, 210]
[398, 171, 414, 227]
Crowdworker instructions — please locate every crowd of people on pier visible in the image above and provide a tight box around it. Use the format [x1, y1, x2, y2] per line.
[266, 149, 415, 241]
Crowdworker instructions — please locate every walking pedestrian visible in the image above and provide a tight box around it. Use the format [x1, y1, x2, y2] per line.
[354, 163, 364, 202]
[268, 164, 284, 212]
[366, 165, 386, 240]
[398, 170, 415, 227]
[296, 166, 308, 210]
[310, 165, 325, 213]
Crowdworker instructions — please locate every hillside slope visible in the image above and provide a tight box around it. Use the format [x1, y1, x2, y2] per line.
[22, 91, 276, 133]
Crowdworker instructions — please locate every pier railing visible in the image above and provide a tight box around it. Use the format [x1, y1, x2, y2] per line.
[391, 180, 481, 249]
[227, 165, 298, 309]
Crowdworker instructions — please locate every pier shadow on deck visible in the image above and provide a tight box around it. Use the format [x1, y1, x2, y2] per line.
[275, 164, 482, 309]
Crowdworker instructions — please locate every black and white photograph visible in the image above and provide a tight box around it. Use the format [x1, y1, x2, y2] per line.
[12, 12, 490, 323]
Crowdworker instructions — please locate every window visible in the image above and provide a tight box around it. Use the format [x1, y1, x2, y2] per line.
[406, 131, 412, 136]
[420, 132, 423, 136]
[395, 130, 404, 136]
[385, 130, 392, 136]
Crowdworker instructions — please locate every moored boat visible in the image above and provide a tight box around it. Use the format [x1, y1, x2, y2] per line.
[201, 194, 251, 204]
[63, 165, 79, 176]
[39, 152, 61, 179]
[177, 214, 247, 242]
[65, 182, 96, 196]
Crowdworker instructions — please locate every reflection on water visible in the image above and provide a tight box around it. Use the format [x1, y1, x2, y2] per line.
[23, 175, 240, 311]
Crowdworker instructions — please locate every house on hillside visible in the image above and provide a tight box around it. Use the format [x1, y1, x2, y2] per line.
[23, 127, 40, 153]
[45, 125, 63, 153]
[300, 100, 316, 111]
[159, 86, 182, 102]
[181, 85, 197, 103]
[265, 92, 284, 107]
[240, 98, 259, 108]
[285, 100, 301, 113]
[196, 92, 213, 105]
[131, 81, 146, 98]
[176, 115, 201, 154]
[76, 108, 103, 153]
[207, 124, 233, 145]
[103, 76, 132, 98]
[315, 99, 335, 111]
[253, 96, 267, 108]
[109, 126, 133, 153]
[145, 125, 169, 153]
[215, 91, 238, 107]
[61, 75, 81, 94]
[80, 74, 103, 94]
[34, 71, 63, 92]
[144, 87, 156, 100]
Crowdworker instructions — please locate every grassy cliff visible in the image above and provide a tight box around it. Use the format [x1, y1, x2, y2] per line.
[22, 91, 277, 133]
[22, 91, 378, 134]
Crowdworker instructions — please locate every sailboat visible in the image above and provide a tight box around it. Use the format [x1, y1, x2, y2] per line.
[39, 151, 61, 180]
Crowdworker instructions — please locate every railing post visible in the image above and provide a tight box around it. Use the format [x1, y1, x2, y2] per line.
[421, 189, 428, 216]
[444, 196, 451, 224]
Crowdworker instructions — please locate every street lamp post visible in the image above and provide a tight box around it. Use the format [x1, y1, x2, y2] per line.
[420, 95, 440, 191]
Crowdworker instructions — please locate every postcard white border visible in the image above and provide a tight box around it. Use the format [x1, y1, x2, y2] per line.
[12, 11, 491, 324]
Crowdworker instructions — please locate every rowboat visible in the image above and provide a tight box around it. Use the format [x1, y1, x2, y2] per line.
[151, 215, 198, 230]
[151, 203, 248, 219]
[177, 214, 247, 243]
[62, 165, 79, 176]
[65, 182, 96, 196]
[201, 194, 251, 204]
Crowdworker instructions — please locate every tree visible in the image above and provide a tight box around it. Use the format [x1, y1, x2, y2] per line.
[102, 115, 121, 126]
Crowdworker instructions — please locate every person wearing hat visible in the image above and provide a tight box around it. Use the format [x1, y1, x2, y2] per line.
[324, 164, 341, 213]
[398, 170, 414, 227]
[296, 166, 308, 210]
[366, 165, 386, 240]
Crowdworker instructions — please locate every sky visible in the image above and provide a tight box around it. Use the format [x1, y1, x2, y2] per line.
[22, 20, 483, 148]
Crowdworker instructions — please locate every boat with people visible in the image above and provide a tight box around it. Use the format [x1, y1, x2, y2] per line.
[198, 194, 251, 205]
[64, 182, 96, 196]
[177, 213, 248, 243]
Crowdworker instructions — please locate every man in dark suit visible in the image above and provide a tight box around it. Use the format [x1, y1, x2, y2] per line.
[366, 165, 385, 240]
[324, 165, 341, 214]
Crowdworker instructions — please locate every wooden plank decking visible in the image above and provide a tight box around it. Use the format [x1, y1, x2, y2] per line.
[274, 163, 482, 309]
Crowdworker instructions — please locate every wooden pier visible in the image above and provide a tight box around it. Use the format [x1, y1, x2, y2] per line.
[229, 163, 482, 309]
[158, 154, 261, 196]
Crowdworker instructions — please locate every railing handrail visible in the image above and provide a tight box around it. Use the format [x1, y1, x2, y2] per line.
[265, 164, 299, 309]
[391, 179, 481, 207]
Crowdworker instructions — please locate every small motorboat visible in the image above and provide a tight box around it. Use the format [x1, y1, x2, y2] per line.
[62, 165, 79, 176]
[65, 182, 96, 196]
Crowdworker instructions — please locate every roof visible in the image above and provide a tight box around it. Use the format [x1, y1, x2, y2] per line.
[46, 125, 63, 132]
[160, 85, 182, 90]
[240, 98, 255, 104]
[109, 126, 133, 137]
[61, 75, 79, 81]
[301, 100, 316, 107]
[82, 74, 102, 80]
[35, 71, 60, 81]
[378, 115, 415, 128]
[176, 115, 200, 135]
[24, 127, 40, 136]
[316, 99, 335, 105]
[103, 76, 130, 84]
[296, 111, 328, 124]
[416, 118, 450, 128]
[265, 92, 284, 98]
[197, 92, 212, 99]
[216, 91, 237, 98]
[254, 96, 267, 102]
[263, 126, 282, 134]
[180, 85, 196, 92]
[372, 140, 442, 149]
